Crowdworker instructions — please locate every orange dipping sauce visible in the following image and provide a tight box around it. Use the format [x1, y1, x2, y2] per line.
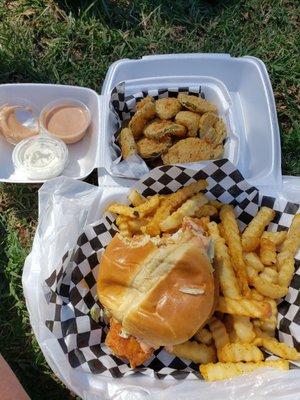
[40, 100, 91, 144]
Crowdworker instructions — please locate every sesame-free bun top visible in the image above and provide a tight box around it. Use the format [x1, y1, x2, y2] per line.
[97, 233, 215, 347]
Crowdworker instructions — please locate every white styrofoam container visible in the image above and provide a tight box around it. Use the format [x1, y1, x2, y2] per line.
[0, 83, 102, 183]
[100, 53, 282, 188]
[22, 174, 300, 400]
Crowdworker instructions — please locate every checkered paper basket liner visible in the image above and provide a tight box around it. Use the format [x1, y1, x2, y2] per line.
[44, 159, 300, 379]
[109, 82, 229, 179]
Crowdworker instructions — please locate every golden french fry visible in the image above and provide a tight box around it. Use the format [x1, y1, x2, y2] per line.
[200, 360, 289, 382]
[216, 297, 271, 319]
[127, 189, 146, 207]
[246, 265, 288, 299]
[209, 200, 223, 210]
[207, 221, 241, 299]
[262, 337, 300, 361]
[260, 236, 277, 265]
[170, 341, 216, 364]
[220, 205, 250, 297]
[231, 315, 255, 343]
[195, 205, 218, 218]
[119, 127, 137, 159]
[197, 216, 210, 231]
[107, 204, 136, 218]
[165, 180, 208, 208]
[251, 289, 264, 301]
[194, 327, 213, 345]
[144, 180, 207, 236]
[241, 207, 276, 252]
[143, 203, 171, 236]
[244, 252, 265, 272]
[263, 231, 287, 246]
[256, 299, 277, 337]
[260, 267, 278, 284]
[115, 215, 131, 237]
[160, 193, 208, 232]
[277, 255, 295, 288]
[277, 214, 300, 287]
[208, 317, 230, 357]
[127, 218, 149, 234]
[134, 194, 160, 218]
[279, 214, 300, 255]
[219, 343, 263, 363]
[218, 223, 225, 238]
[224, 315, 239, 343]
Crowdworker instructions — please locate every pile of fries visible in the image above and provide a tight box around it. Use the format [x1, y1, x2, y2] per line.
[107, 180, 300, 381]
[119, 94, 227, 167]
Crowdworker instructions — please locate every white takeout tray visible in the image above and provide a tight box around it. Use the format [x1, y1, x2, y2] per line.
[100, 53, 282, 187]
[0, 83, 102, 183]
[22, 172, 300, 400]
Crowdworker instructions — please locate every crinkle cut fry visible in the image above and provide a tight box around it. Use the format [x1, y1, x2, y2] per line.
[220, 205, 251, 297]
[200, 360, 289, 382]
[143, 179, 207, 236]
[216, 296, 271, 319]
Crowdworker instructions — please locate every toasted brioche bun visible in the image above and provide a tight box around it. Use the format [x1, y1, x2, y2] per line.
[98, 233, 216, 347]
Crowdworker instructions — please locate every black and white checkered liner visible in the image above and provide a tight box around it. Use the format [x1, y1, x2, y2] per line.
[109, 82, 208, 179]
[44, 160, 300, 379]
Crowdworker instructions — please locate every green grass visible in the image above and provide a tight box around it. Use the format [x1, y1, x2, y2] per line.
[0, 0, 299, 398]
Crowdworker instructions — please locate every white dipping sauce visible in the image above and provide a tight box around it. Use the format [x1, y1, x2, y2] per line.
[13, 135, 68, 180]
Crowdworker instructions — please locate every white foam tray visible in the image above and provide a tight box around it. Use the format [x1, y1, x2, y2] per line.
[0, 83, 103, 183]
[100, 53, 282, 188]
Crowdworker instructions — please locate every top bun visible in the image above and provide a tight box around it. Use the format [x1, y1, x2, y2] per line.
[97, 233, 216, 347]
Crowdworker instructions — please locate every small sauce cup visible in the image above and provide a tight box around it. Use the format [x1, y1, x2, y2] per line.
[40, 98, 91, 144]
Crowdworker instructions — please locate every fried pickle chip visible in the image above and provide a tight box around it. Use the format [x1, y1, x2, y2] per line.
[161, 137, 214, 164]
[201, 127, 218, 143]
[155, 97, 181, 119]
[144, 119, 186, 139]
[175, 111, 200, 137]
[200, 116, 227, 148]
[137, 136, 172, 159]
[119, 127, 137, 159]
[210, 144, 224, 159]
[135, 96, 155, 111]
[199, 112, 218, 135]
[215, 119, 227, 142]
[129, 102, 156, 138]
[178, 93, 217, 114]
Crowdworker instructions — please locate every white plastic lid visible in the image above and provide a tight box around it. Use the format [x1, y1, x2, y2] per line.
[12, 135, 69, 180]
